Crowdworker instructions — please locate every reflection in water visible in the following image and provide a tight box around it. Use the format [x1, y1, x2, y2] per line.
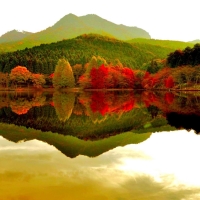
[167, 112, 200, 133]
[0, 91, 46, 115]
[0, 91, 172, 139]
[0, 123, 152, 158]
[1, 90, 200, 136]
[1, 91, 200, 199]
[0, 130, 200, 199]
[79, 91, 136, 123]
[53, 91, 75, 122]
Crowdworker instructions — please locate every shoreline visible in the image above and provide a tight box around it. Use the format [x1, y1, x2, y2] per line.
[1, 87, 200, 92]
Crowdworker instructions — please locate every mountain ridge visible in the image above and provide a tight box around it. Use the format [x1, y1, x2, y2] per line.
[0, 30, 33, 43]
[0, 13, 151, 52]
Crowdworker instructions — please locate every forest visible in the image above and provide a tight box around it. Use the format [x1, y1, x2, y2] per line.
[0, 34, 174, 74]
[0, 34, 200, 90]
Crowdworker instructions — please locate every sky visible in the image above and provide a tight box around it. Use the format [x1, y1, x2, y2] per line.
[0, 0, 200, 42]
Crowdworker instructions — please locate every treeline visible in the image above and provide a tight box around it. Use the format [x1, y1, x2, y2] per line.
[0, 34, 175, 74]
[2, 55, 200, 90]
[0, 66, 46, 88]
[129, 38, 193, 50]
[167, 44, 200, 67]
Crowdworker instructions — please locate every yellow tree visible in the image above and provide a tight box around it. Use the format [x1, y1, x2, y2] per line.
[53, 59, 75, 89]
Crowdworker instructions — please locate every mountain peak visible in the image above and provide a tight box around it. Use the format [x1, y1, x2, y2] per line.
[0, 13, 151, 50]
[0, 29, 32, 44]
[52, 13, 84, 28]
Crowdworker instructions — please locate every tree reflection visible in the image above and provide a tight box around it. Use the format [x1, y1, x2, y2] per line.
[53, 91, 75, 122]
[10, 98, 32, 115]
[6, 92, 46, 115]
[167, 112, 200, 133]
[2, 90, 200, 134]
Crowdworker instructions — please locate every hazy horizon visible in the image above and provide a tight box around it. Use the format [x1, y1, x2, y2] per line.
[1, 0, 200, 42]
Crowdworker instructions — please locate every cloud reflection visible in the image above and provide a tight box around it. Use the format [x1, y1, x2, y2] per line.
[0, 130, 200, 199]
[116, 130, 200, 189]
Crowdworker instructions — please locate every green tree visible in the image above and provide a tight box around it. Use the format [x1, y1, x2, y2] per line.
[53, 58, 75, 89]
[113, 59, 123, 68]
[72, 64, 84, 86]
[85, 56, 107, 75]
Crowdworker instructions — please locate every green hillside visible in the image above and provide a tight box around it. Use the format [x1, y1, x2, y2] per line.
[0, 13, 150, 53]
[128, 38, 193, 50]
[0, 34, 176, 74]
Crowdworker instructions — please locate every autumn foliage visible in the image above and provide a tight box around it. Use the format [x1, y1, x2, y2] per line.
[9, 66, 45, 88]
[2, 53, 200, 91]
[79, 63, 137, 89]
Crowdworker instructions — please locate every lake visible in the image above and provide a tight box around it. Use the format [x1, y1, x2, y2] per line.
[0, 90, 200, 199]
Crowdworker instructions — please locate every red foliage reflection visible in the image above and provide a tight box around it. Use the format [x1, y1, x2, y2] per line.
[164, 92, 175, 104]
[81, 92, 136, 116]
[11, 106, 30, 115]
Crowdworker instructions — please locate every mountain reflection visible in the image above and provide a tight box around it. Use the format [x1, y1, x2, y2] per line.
[0, 130, 200, 199]
[0, 123, 151, 158]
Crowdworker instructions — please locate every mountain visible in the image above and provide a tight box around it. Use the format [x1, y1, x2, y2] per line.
[80, 14, 151, 40]
[190, 39, 200, 44]
[0, 13, 151, 52]
[0, 30, 33, 43]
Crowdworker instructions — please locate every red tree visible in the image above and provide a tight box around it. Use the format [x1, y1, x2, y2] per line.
[90, 64, 108, 89]
[122, 67, 135, 88]
[165, 75, 175, 88]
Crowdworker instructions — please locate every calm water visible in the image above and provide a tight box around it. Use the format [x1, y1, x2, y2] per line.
[0, 90, 200, 199]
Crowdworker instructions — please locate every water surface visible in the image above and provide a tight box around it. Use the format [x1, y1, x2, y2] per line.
[0, 90, 200, 199]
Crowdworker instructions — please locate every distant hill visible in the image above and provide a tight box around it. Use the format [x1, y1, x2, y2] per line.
[190, 39, 200, 44]
[0, 13, 150, 52]
[128, 38, 193, 49]
[0, 30, 33, 44]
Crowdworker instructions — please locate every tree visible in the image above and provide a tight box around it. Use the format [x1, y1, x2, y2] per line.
[31, 73, 46, 88]
[9, 66, 32, 88]
[85, 56, 107, 75]
[146, 59, 166, 74]
[90, 64, 109, 89]
[0, 72, 9, 88]
[164, 75, 174, 88]
[53, 58, 75, 89]
[171, 66, 196, 87]
[72, 64, 84, 85]
[113, 59, 123, 68]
